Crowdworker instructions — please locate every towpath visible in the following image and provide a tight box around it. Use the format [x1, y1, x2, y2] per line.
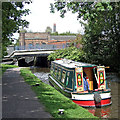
[2, 67, 52, 118]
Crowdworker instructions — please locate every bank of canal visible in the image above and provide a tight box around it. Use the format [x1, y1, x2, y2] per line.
[21, 67, 97, 118]
[30, 67, 120, 119]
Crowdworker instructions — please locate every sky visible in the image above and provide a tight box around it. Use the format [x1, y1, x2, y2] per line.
[13, 0, 85, 39]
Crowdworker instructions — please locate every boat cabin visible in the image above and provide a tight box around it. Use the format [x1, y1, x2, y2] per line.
[49, 59, 107, 94]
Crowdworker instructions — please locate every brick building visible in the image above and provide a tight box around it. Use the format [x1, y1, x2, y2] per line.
[19, 32, 50, 47]
[19, 32, 76, 49]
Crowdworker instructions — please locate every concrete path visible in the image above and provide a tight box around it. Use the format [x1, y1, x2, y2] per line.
[2, 67, 52, 118]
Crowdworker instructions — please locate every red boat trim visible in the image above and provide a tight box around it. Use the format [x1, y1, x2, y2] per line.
[81, 102, 112, 108]
[72, 98, 112, 107]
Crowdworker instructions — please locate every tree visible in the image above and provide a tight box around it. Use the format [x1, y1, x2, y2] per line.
[82, 2, 120, 71]
[50, 31, 76, 35]
[50, 1, 120, 71]
[45, 26, 52, 34]
[2, 1, 31, 57]
[72, 34, 83, 48]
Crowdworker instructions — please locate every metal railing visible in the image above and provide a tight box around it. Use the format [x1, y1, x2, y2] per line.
[15, 43, 69, 50]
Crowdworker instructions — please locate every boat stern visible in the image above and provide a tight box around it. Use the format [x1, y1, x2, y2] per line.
[71, 90, 112, 107]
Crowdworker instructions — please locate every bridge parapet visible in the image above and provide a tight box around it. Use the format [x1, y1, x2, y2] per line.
[5, 49, 56, 58]
[15, 43, 69, 50]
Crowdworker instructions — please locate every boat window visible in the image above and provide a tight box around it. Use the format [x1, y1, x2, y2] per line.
[50, 64, 54, 75]
[52, 64, 55, 74]
[66, 72, 70, 86]
[66, 71, 73, 89]
[58, 68, 61, 80]
[54, 66, 58, 77]
[61, 71, 66, 83]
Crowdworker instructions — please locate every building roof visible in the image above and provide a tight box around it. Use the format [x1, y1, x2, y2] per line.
[50, 35, 76, 41]
[24, 32, 49, 40]
[23, 34, 76, 41]
[25, 38, 48, 40]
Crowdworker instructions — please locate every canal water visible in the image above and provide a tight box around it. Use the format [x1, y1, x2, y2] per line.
[30, 67, 120, 119]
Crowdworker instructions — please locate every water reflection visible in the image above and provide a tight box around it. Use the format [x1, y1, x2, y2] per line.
[88, 106, 111, 118]
[30, 67, 50, 85]
[30, 67, 120, 119]
[30, 67, 50, 73]
[87, 73, 120, 118]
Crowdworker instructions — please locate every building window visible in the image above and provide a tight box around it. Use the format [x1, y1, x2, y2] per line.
[28, 43, 33, 49]
[42, 42, 46, 44]
[35, 43, 40, 49]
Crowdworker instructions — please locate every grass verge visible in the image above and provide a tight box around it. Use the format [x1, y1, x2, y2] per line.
[1, 64, 18, 74]
[20, 68, 98, 119]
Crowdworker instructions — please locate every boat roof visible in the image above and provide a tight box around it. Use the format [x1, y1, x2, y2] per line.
[52, 59, 97, 68]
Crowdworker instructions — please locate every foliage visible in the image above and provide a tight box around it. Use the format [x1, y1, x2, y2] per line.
[15, 38, 20, 46]
[50, 32, 59, 35]
[81, 2, 120, 71]
[71, 34, 83, 48]
[50, 1, 120, 72]
[1, 64, 18, 74]
[51, 31, 76, 36]
[2, 2, 31, 57]
[48, 46, 86, 62]
[20, 68, 98, 118]
[59, 31, 76, 36]
[2, 46, 8, 57]
[45, 26, 52, 34]
[50, 2, 113, 20]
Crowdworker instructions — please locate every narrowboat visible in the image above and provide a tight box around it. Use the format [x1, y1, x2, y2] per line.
[48, 58, 112, 107]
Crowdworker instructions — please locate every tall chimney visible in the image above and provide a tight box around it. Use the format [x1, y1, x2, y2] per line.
[53, 23, 56, 33]
[19, 32, 25, 46]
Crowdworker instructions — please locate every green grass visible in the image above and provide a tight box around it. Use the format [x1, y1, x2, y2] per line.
[20, 68, 98, 119]
[1, 64, 18, 74]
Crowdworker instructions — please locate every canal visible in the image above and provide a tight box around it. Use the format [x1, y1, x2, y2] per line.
[30, 67, 120, 119]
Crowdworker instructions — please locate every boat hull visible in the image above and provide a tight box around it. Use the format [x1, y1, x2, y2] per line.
[72, 91, 112, 107]
[72, 98, 112, 107]
[49, 75, 72, 98]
